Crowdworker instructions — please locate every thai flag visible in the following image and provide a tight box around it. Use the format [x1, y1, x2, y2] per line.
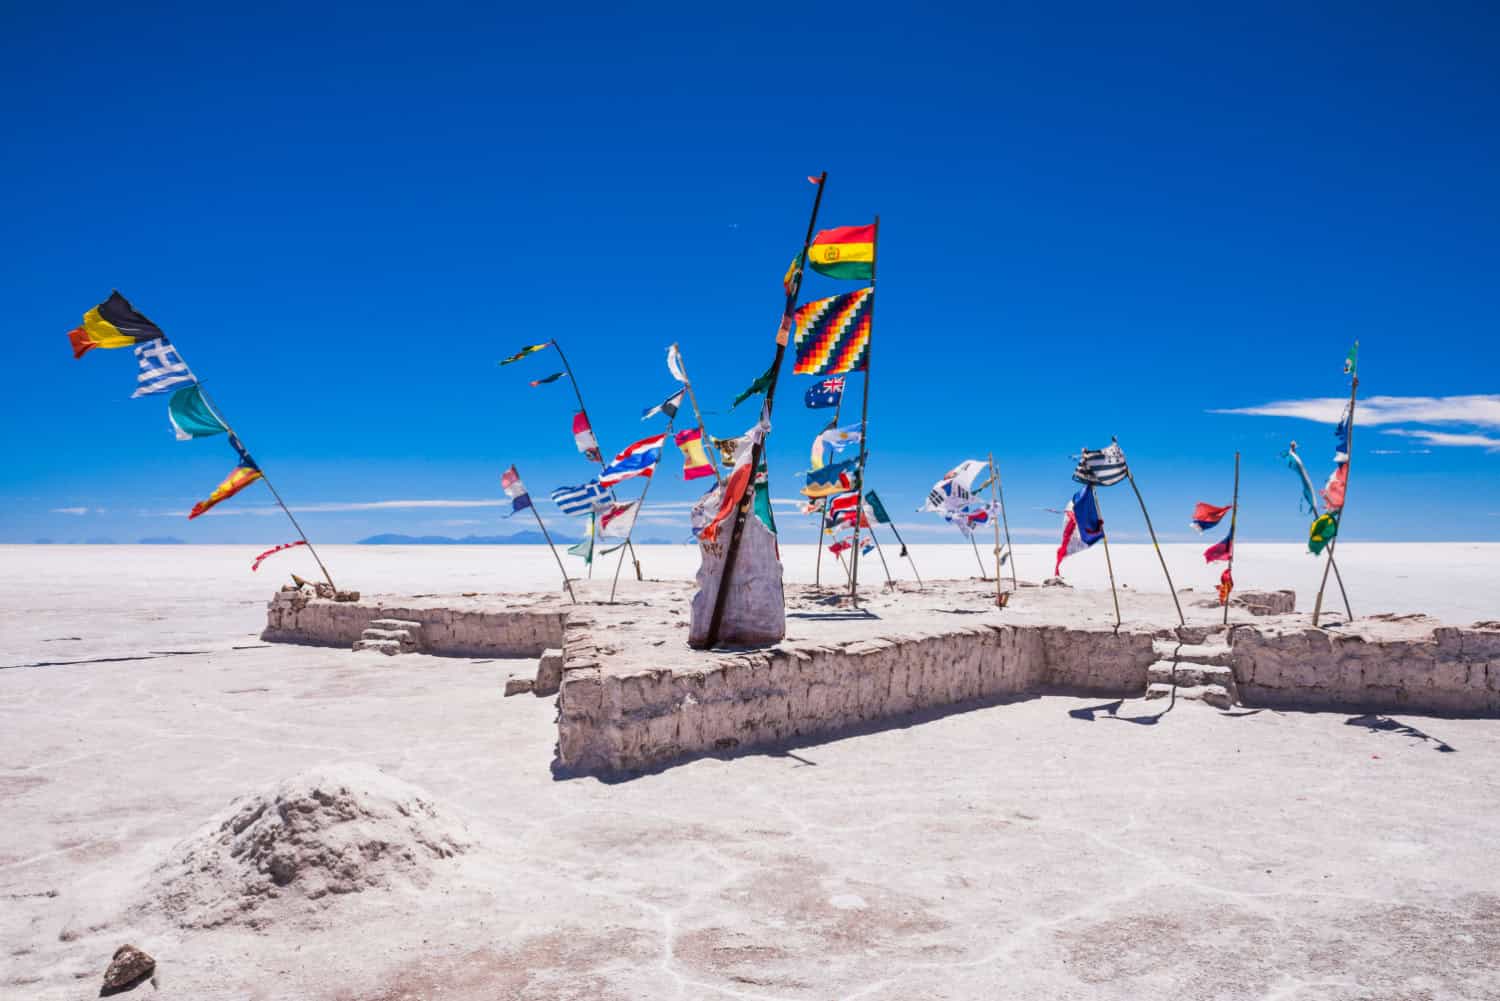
[1191, 502, 1232, 532]
[600, 434, 666, 487]
[500, 465, 531, 515]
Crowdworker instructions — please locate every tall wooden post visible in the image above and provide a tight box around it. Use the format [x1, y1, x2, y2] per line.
[703, 172, 827, 649]
[609, 421, 670, 603]
[882, 515, 923, 588]
[667, 343, 722, 486]
[1120, 441, 1185, 627]
[848, 215, 878, 606]
[1088, 476, 1123, 630]
[813, 393, 846, 590]
[1314, 356, 1360, 627]
[525, 488, 576, 603]
[988, 452, 1004, 607]
[1223, 451, 1240, 626]
[994, 460, 1018, 591]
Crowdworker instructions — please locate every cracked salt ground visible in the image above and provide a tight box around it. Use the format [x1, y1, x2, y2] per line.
[3, 545, 1500, 998]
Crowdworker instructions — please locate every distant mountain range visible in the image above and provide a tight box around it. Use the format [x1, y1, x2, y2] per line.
[138, 536, 186, 545]
[357, 532, 679, 546]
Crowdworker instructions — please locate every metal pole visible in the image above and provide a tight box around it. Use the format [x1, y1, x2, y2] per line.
[668, 343, 722, 486]
[1223, 451, 1240, 626]
[528, 494, 576, 603]
[193, 382, 337, 591]
[702, 171, 827, 649]
[1314, 359, 1360, 626]
[1124, 464, 1186, 627]
[988, 452, 1003, 606]
[848, 214, 878, 606]
[551, 337, 642, 580]
[609, 420, 670, 603]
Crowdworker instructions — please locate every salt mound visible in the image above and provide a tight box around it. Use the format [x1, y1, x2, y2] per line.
[151, 763, 472, 929]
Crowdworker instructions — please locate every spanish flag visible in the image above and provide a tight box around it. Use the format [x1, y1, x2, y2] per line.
[807, 224, 875, 280]
[68, 291, 165, 359]
[190, 455, 263, 519]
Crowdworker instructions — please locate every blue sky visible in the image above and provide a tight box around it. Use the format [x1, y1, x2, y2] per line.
[4, 3, 1497, 546]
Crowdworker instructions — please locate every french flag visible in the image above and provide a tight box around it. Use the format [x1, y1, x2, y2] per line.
[1055, 485, 1104, 576]
[1191, 502, 1232, 533]
[600, 434, 666, 487]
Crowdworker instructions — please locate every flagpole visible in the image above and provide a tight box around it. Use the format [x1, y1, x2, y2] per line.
[703, 171, 827, 649]
[1289, 441, 1352, 618]
[1121, 443, 1185, 626]
[813, 392, 847, 590]
[882, 517, 923, 589]
[847, 215, 878, 606]
[609, 420, 670, 603]
[867, 521, 896, 588]
[994, 460, 1018, 591]
[525, 481, 576, 604]
[968, 532, 988, 578]
[192, 382, 337, 592]
[668, 344, 722, 487]
[1088, 481, 1124, 630]
[550, 337, 643, 581]
[988, 452, 1004, 606]
[1222, 451, 1240, 626]
[1314, 356, 1359, 627]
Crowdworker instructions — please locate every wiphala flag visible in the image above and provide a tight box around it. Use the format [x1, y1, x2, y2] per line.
[792, 288, 873, 376]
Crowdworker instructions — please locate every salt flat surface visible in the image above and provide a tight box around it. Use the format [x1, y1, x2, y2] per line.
[2, 545, 1499, 999]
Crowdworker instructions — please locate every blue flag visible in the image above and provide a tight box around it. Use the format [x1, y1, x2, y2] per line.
[804, 376, 845, 409]
[805, 458, 856, 487]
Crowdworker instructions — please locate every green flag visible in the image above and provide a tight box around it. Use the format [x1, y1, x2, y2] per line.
[1343, 343, 1359, 377]
[1309, 512, 1338, 555]
[752, 463, 776, 534]
[168, 385, 228, 441]
[731, 360, 777, 410]
[567, 515, 595, 564]
[864, 490, 893, 525]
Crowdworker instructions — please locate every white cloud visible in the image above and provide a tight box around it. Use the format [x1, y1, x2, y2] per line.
[149, 498, 511, 517]
[1212, 394, 1500, 429]
[51, 506, 91, 515]
[1382, 429, 1500, 452]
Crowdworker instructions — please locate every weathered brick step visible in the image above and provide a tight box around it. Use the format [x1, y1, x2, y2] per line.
[1146, 681, 1233, 709]
[353, 638, 405, 656]
[1152, 639, 1233, 665]
[360, 627, 418, 643]
[368, 619, 423, 631]
[1147, 659, 1233, 689]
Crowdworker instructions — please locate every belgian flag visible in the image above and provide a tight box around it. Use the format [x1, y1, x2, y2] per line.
[68, 291, 165, 359]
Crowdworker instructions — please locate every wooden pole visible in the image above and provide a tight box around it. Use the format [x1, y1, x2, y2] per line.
[1124, 465, 1186, 627]
[1089, 478, 1123, 630]
[526, 489, 576, 603]
[1288, 441, 1352, 619]
[1314, 358, 1360, 626]
[193, 383, 337, 591]
[882, 516, 923, 588]
[551, 337, 642, 581]
[813, 393, 847, 590]
[867, 522, 896, 588]
[1223, 450, 1240, 626]
[994, 460, 1018, 591]
[667, 343, 722, 487]
[847, 214, 878, 606]
[988, 452, 1003, 607]
[609, 420, 670, 603]
[702, 172, 827, 649]
[968, 532, 987, 578]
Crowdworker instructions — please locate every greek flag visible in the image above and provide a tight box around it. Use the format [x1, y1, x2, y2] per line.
[550, 479, 611, 515]
[131, 337, 195, 398]
[1072, 442, 1128, 487]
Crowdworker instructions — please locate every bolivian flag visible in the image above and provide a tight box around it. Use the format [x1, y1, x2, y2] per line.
[807, 224, 875, 280]
[68, 291, 165, 359]
[190, 455, 263, 519]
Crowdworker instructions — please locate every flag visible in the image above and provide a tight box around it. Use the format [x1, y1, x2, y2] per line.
[1283, 446, 1320, 514]
[131, 337, 195, 397]
[1191, 502, 1232, 532]
[674, 428, 714, 480]
[697, 415, 769, 542]
[501, 465, 532, 515]
[829, 538, 852, 557]
[1321, 464, 1348, 512]
[251, 539, 307, 572]
[1054, 485, 1104, 576]
[921, 460, 988, 513]
[1073, 443, 1128, 487]
[1203, 531, 1233, 563]
[550, 479, 610, 515]
[1309, 513, 1338, 555]
[599, 501, 637, 536]
[1334, 405, 1351, 463]
[529, 372, 564, 387]
[666, 344, 689, 384]
[500, 343, 549, 366]
[568, 517, 595, 564]
[828, 491, 861, 513]
[862, 540, 876, 556]
[804, 377, 844, 410]
[731, 360, 777, 410]
[782, 254, 801, 296]
[864, 490, 893, 525]
[806, 459, 856, 488]
[1218, 568, 1233, 606]
[802, 471, 853, 499]
[189, 451, 262, 519]
[167, 385, 229, 440]
[67, 291, 165, 359]
[572, 412, 602, 463]
[1344, 343, 1359, 377]
[792, 288, 873, 376]
[816, 423, 862, 455]
[641, 389, 685, 421]
[711, 435, 740, 465]
[600, 433, 666, 487]
[828, 507, 871, 530]
[807, 223, 876, 280]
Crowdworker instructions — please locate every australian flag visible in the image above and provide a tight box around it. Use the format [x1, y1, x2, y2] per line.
[804, 376, 845, 410]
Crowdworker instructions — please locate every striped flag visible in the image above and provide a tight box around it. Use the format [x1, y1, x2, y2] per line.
[599, 501, 637, 536]
[1203, 530, 1233, 564]
[674, 428, 714, 480]
[600, 434, 666, 487]
[501, 466, 532, 515]
[251, 540, 307, 572]
[1191, 502, 1232, 532]
[529, 372, 564, 387]
[641, 389, 684, 421]
[1072, 443, 1128, 487]
[572, 412, 602, 463]
[550, 479, 610, 515]
[500, 343, 549, 366]
[131, 337, 195, 397]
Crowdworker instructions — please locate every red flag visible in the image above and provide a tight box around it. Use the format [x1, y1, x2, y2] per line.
[1203, 533, 1234, 563]
[1217, 568, 1234, 606]
[1190, 502, 1232, 532]
[252, 539, 307, 572]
